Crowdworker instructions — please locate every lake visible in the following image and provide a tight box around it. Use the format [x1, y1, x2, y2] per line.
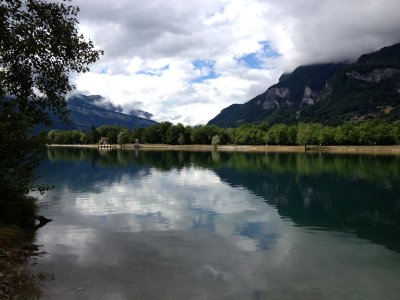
[32, 148, 400, 299]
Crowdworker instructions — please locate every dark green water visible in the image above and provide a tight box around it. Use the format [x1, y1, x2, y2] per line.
[33, 148, 400, 299]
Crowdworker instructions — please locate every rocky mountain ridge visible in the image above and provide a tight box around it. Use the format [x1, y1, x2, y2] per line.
[208, 42, 400, 127]
[48, 94, 156, 131]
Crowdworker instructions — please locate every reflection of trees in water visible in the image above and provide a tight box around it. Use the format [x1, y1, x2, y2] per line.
[46, 148, 400, 182]
[40, 149, 151, 193]
[44, 148, 400, 252]
[215, 167, 400, 253]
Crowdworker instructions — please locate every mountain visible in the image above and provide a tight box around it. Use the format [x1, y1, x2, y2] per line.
[300, 43, 400, 124]
[77, 95, 154, 120]
[49, 94, 156, 131]
[208, 43, 400, 127]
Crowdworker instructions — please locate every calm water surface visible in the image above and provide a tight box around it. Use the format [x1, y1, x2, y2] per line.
[33, 148, 400, 299]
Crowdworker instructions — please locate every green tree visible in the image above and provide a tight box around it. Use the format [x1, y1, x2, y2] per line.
[227, 128, 240, 145]
[167, 123, 185, 145]
[211, 135, 221, 149]
[157, 122, 173, 144]
[71, 130, 84, 144]
[48, 129, 57, 143]
[131, 127, 145, 143]
[373, 121, 393, 145]
[83, 126, 100, 144]
[106, 130, 118, 144]
[191, 125, 219, 144]
[266, 124, 288, 145]
[141, 122, 172, 144]
[234, 124, 265, 145]
[178, 134, 185, 145]
[318, 126, 335, 145]
[286, 125, 297, 145]
[117, 130, 130, 147]
[296, 123, 317, 150]
[357, 121, 376, 145]
[334, 122, 358, 145]
[53, 131, 66, 144]
[391, 121, 400, 144]
[0, 0, 102, 226]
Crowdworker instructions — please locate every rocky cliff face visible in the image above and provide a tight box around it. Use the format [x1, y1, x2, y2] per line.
[208, 63, 345, 127]
[262, 87, 291, 109]
[346, 68, 399, 83]
[301, 86, 319, 106]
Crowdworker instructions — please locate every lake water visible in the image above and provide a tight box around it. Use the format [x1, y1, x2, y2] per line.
[32, 148, 400, 299]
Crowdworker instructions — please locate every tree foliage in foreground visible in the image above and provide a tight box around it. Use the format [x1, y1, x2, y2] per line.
[0, 0, 102, 226]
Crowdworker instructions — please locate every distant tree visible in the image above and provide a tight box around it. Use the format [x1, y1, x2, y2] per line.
[71, 130, 84, 144]
[334, 122, 358, 145]
[131, 127, 145, 142]
[266, 124, 288, 145]
[106, 130, 118, 144]
[286, 125, 297, 145]
[227, 128, 240, 145]
[48, 130, 57, 143]
[117, 130, 130, 148]
[211, 135, 221, 149]
[391, 121, 400, 144]
[167, 123, 185, 145]
[141, 126, 156, 144]
[235, 125, 266, 145]
[158, 122, 173, 144]
[357, 121, 376, 145]
[54, 131, 66, 144]
[318, 126, 335, 145]
[183, 126, 193, 144]
[296, 123, 317, 150]
[218, 130, 231, 145]
[191, 125, 219, 144]
[83, 126, 100, 144]
[373, 121, 394, 145]
[141, 122, 172, 144]
[178, 134, 185, 146]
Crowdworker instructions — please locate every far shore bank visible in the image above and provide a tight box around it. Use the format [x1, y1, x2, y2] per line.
[48, 144, 400, 155]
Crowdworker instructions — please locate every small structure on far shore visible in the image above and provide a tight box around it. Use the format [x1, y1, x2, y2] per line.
[98, 137, 113, 149]
[134, 139, 140, 149]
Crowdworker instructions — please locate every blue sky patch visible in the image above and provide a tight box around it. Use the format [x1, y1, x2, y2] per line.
[99, 68, 108, 75]
[239, 52, 263, 69]
[137, 64, 170, 76]
[191, 59, 219, 83]
[237, 41, 280, 69]
[259, 41, 280, 58]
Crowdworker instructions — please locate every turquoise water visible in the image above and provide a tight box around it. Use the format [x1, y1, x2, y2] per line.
[33, 148, 400, 299]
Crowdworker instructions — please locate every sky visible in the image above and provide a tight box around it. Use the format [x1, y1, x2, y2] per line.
[71, 0, 400, 125]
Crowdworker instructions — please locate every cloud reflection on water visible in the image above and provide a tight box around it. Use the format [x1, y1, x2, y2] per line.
[39, 166, 282, 254]
[33, 151, 400, 300]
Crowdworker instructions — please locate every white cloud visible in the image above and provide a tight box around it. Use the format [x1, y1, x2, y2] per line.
[72, 0, 400, 125]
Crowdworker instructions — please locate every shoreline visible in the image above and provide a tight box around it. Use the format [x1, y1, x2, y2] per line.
[0, 227, 42, 299]
[48, 144, 400, 155]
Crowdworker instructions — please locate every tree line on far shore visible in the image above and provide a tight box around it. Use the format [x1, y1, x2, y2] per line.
[48, 119, 400, 147]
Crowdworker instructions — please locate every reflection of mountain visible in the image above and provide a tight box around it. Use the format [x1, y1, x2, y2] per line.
[41, 148, 400, 253]
[213, 162, 400, 253]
